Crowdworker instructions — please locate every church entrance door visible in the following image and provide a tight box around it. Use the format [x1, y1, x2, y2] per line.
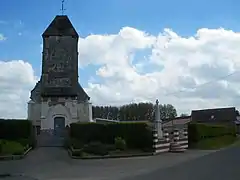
[54, 116, 65, 137]
[37, 117, 67, 147]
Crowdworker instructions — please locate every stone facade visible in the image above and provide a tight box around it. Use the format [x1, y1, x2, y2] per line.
[28, 97, 92, 129]
[28, 15, 92, 129]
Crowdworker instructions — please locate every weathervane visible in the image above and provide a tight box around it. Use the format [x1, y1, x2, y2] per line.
[61, 0, 66, 15]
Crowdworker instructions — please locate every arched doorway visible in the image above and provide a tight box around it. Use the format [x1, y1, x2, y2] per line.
[54, 116, 65, 137]
[37, 116, 67, 147]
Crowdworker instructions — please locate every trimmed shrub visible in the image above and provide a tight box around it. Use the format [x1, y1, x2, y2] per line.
[83, 141, 109, 156]
[188, 122, 237, 146]
[0, 140, 25, 155]
[17, 138, 30, 148]
[0, 142, 2, 154]
[0, 119, 36, 148]
[114, 137, 126, 151]
[105, 144, 116, 151]
[70, 122, 153, 150]
[70, 138, 84, 149]
[0, 120, 33, 139]
[72, 149, 84, 157]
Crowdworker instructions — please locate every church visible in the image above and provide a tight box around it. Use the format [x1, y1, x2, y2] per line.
[27, 15, 93, 132]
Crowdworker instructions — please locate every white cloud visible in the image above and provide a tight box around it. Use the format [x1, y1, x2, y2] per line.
[79, 27, 240, 114]
[1, 27, 240, 118]
[0, 33, 6, 41]
[0, 60, 37, 118]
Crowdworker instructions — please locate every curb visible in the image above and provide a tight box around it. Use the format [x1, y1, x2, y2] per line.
[68, 148, 154, 160]
[0, 147, 32, 161]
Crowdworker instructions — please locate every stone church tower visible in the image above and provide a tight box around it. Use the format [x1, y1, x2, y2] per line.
[28, 15, 92, 130]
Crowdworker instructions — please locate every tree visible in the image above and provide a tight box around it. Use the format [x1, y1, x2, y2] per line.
[180, 113, 189, 117]
[159, 104, 177, 120]
[92, 102, 177, 121]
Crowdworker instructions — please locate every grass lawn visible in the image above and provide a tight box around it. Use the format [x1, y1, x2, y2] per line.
[0, 140, 26, 156]
[192, 135, 237, 150]
[229, 136, 240, 147]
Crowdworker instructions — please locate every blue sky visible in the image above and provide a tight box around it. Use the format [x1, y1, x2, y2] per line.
[0, 0, 239, 87]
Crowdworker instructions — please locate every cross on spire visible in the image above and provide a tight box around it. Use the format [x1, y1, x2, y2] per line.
[61, 0, 66, 15]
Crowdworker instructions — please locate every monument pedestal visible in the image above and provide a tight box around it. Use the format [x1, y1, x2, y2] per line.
[152, 99, 170, 154]
[155, 120, 163, 138]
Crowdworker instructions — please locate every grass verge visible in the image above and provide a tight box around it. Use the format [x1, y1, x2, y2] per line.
[192, 135, 237, 150]
[0, 139, 25, 156]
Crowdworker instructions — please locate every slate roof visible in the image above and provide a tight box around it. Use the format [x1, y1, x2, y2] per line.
[77, 83, 90, 102]
[30, 80, 41, 103]
[30, 78, 90, 101]
[191, 107, 236, 123]
[42, 15, 79, 37]
[162, 116, 191, 128]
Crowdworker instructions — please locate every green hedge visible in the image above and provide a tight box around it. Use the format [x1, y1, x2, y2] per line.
[0, 119, 36, 148]
[188, 122, 237, 144]
[70, 122, 153, 149]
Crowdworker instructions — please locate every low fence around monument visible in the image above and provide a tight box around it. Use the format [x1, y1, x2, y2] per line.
[152, 128, 188, 154]
[178, 128, 188, 149]
[152, 129, 170, 154]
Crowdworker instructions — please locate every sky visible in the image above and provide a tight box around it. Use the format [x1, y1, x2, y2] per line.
[1, 0, 240, 118]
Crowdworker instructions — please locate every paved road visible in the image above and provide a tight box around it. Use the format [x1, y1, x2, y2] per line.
[0, 146, 237, 180]
[124, 146, 240, 180]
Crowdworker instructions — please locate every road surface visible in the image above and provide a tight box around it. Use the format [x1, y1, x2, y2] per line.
[0, 146, 238, 180]
[124, 145, 240, 180]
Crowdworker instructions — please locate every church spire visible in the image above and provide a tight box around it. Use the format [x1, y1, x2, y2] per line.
[42, 15, 79, 37]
